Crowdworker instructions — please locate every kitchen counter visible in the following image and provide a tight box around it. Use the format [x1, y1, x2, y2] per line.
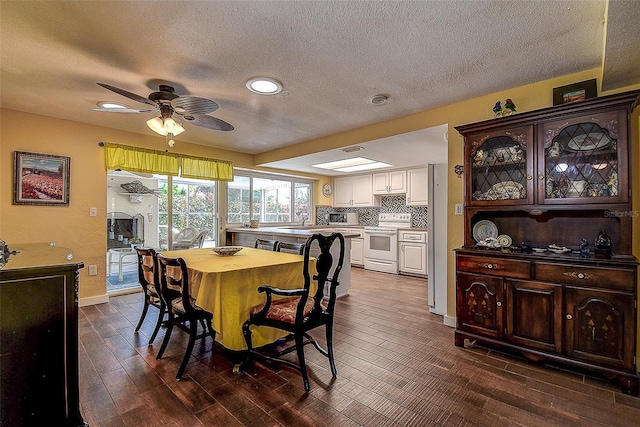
[225, 226, 362, 238]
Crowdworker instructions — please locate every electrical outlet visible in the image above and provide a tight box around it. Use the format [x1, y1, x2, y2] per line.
[89, 207, 97, 217]
[455, 204, 463, 215]
[88, 265, 97, 276]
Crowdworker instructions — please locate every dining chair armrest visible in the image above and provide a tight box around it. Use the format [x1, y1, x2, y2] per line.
[257, 285, 306, 297]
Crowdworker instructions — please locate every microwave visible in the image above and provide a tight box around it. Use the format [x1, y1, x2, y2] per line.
[328, 212, 359, 226]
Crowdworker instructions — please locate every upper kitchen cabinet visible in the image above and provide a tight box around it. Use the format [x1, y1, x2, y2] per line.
[373, 170, 406, 195]
[333, 174, 375, 207]
[406, 168, 428, 206]
[457, 91, 637, 209]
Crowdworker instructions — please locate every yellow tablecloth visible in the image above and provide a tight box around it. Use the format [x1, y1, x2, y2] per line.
[159, 247, 313, 351]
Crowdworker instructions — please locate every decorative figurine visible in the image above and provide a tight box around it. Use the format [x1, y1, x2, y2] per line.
[504, 98, 516, 114]
[520, 241, 532, 254]
[579, 238, 590, 258]
[493, 101, 503, 117]
[595, 229, 612, 259]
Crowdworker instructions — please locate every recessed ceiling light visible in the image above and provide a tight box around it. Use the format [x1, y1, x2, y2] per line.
[312, 157, 392, 172]
[246, 77, 283, 95]
[370, 94, 389, 105]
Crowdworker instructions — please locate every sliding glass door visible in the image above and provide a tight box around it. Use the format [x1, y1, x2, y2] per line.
[158, 176, 218, 249]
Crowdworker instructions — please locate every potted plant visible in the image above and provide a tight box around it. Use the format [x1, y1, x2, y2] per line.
[129, 237, 144, 249]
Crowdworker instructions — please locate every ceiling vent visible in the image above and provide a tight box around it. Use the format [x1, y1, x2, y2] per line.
[370, 94, 389, 105]
[341, 146, 364, 153]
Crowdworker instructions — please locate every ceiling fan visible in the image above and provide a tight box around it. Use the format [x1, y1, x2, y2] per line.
[91, 82, 234, 145]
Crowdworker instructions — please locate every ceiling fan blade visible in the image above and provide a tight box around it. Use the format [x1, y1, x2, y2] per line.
[171, 96, 219, 115]
[182, 114, 234, 131]
[90, 107, 156, 113]
[97, 83, 157, 107]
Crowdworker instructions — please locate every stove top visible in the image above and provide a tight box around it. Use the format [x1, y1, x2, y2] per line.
[366, 213, 412, 230]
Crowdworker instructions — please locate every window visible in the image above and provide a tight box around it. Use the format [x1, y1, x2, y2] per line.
[227, 173, 313, 225]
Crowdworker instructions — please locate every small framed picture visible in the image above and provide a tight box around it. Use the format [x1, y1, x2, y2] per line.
[13, 151, 70, 206]
[553, 79, 597, 105]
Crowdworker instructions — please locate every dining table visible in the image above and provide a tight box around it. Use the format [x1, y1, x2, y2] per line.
[158, 247, 315, 351]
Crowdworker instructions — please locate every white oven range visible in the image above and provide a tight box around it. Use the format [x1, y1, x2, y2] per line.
[363, 213, 411, 274]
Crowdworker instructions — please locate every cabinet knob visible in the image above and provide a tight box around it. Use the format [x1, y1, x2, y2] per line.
[478, 262, 501, 270]
[526, 175, 533, 180]
[538, 174, 545, 180]
[496, 301, 502, 307]
[563, 271, 592, 280]
[566, 314, 573, 320]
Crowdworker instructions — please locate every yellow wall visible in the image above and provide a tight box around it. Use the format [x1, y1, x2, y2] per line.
[0, 110, 255, 300]
[1, 69, 638, 316]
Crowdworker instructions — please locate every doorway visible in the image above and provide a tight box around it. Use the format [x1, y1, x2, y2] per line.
[106, 171, 218, 293]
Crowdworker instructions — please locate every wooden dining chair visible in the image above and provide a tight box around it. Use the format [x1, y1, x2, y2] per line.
[254, 238, 278, 251]
[276, 241, 305, 255]
[133, 247, 170, 344]
[155, 254, 217, 380]
[243, 232, 345, 392]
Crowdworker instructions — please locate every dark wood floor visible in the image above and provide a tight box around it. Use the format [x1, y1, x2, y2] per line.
[79, 268, 640, 426]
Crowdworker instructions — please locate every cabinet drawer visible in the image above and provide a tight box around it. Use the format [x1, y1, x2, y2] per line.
[534, 262, 635, 291]
[457, 254, 531, 279]
[399, 230, 426, 243]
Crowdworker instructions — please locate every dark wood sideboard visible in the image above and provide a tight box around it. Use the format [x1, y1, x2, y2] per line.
[0, 242, 87, 426]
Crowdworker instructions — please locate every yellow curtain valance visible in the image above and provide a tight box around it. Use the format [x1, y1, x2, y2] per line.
[102, 143, 233, 181]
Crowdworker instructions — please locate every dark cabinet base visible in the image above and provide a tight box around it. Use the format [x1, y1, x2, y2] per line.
[455, 329, 639, 396]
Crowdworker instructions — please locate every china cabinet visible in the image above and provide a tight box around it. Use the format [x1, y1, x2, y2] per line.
[454, 90, 639, 395]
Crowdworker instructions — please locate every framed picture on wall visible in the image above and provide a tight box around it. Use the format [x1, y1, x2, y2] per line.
[552, 79, 597, 105]
[13, 151, 70, 206]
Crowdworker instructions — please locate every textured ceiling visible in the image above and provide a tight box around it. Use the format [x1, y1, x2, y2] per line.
[1, 1, 638, 174]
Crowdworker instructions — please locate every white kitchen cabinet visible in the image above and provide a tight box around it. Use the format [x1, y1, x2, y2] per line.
[350, 237, 364, 266]
[333, 175, 374, 207]
[406, 167, 428, 206]
[373, 170, 406, 195]
[399, 230, 427, 276]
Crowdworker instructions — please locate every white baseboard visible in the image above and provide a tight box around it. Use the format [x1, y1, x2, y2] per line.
[79, 293, 109, 307]
[443, 315, 456, 328]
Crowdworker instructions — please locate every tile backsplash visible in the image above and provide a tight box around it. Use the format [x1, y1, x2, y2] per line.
[316, 195, 427, 227]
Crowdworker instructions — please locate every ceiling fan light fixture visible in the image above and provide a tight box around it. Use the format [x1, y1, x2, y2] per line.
[246, 77, 283, 95]
[163, 117, 185, 135]
[146, 117, 185, 136]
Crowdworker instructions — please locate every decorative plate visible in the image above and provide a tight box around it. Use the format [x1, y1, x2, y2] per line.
[532, 247, 547, 253]
[491, 181, 524, 199]
[473, 220, 498, 242]
[212, 246, 243, 256]
[322, 183, 332, 197]
[567, 133, 611, 151]
[497, 234, 512, 247]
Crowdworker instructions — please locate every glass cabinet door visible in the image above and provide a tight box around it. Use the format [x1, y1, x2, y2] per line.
[467, 126, 534, 206]
[538, 111, 628, 205]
